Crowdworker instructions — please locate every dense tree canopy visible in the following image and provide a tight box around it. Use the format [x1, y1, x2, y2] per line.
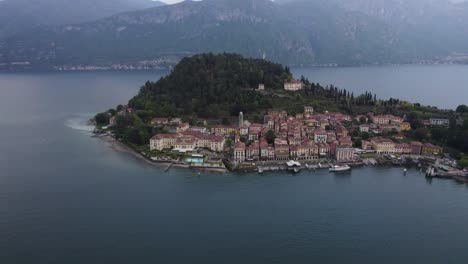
[265, 130, 276, 145]
[95, 113, 110, 126]
[456, 105, 468, 113]
[129, 53, 292, 118]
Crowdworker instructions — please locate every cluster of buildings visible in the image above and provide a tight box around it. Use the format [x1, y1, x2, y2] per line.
[150, 132, 225, 153]
[256, 80, 304, 92]
[425, 118, 450, 127]
[149, 118, 225, 153]
[232, 107, 356, 163]
[362, 139, 442, 156]
[132, 94, 445, 163]
[358, 114, 411, 134]
[230, 110, 444, 163]
[358, 114, 450, 135]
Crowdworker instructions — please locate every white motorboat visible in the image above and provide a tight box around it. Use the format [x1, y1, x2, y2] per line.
[329, 165, 351, 172]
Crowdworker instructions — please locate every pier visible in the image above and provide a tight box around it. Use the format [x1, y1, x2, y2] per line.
[425, 166, 468, 183]
[256, 162, 334, 174]
[164, 163, 173, 172]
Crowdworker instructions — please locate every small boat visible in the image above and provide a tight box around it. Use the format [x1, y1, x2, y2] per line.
[258, 167, 264, 174]
[329, 165, 351, 172]
[425, 167, 436, 178]
[286, 160, 301, 174]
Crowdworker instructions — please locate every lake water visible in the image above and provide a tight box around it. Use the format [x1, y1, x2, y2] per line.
[295, 64, 468, 109]
[1, 67, 468, 264]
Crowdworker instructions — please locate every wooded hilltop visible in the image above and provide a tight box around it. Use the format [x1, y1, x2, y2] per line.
[95, 53, 468, 164]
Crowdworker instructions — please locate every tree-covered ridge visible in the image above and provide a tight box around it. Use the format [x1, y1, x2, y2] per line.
[129, 53, 292, 118]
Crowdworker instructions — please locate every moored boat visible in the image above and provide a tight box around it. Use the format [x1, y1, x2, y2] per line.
[329, 165, 351, 172]
[286, 160, 301, 173]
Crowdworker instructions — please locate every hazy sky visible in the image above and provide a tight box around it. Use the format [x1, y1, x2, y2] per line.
[159, 0, 467, 3]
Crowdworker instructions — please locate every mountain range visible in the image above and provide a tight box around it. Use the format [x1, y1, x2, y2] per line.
[0, 0, 165, 38]
[1, 0, 468, 69]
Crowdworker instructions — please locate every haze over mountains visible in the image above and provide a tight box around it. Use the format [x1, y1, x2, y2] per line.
[0, 0, 165, 38]
[1, 0, 468, 69]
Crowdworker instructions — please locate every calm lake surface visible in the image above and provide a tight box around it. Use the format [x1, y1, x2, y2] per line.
[295, 64, 468, 109]
[1, 67, 468, 264]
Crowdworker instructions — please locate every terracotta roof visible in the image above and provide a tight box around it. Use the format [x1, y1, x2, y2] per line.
[212, 125, 237, 129]
[234, 142, 246, 150]
[176, 138, 196, 144]
[151, 117, 169, 123]
[274, 138, 288, 146]
[247, 143, 260, 150]
[151, 134, 178, 140]
[396, 143, 410, 148]
[178, 131, 204, 138]
[372, 138, 394, 144]
[314, 128, 327, 135]
[424, 143, 440, 148]
[206, 135, 225, 142]
[285, 80, 303, 84]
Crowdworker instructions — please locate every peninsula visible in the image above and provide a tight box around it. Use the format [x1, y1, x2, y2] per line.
[94, 53, 468, 180]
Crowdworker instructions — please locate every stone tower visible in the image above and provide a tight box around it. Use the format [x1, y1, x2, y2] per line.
[239, 112, 244, 127]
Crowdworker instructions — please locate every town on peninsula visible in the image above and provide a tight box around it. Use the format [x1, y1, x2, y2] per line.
[94, 53, 468, 182]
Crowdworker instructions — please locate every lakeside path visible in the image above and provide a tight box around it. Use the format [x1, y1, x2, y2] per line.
[99, 134, 172, 167]
[98, 134, 228, 173]
[95, 135, 467, 181]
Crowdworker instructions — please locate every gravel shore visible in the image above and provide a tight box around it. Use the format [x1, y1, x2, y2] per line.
[98, 134, 228, 173]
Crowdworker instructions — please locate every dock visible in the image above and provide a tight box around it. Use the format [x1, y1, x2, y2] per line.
[256, 162, 334, 173]
[257, 165, 288, 172]
[164, 163, 173, 172]
[425, 166, 468, 183]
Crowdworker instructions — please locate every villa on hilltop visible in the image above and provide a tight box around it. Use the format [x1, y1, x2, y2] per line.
[284, 80, 303, 91]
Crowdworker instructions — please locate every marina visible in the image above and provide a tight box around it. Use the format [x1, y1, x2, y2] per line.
[249, 156, 468, 185]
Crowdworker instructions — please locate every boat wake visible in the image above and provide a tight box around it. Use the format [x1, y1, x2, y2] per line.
[64, 114, 94, 133]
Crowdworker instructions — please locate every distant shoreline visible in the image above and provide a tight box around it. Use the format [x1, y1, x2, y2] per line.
[2, 62, 468, 73]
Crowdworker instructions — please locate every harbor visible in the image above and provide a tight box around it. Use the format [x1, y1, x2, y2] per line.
[235, 154, 468, 186]
[425, 162, 468, 184]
